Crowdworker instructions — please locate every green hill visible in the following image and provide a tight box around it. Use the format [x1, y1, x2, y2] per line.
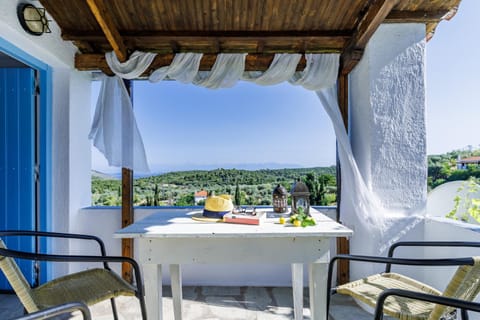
[92, 148, 480, 207]
[92, 166, 337, 207]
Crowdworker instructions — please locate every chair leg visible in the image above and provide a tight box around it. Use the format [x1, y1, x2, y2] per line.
[110, 298, 119, 320]
[461, 308, 469, 320]
[327, 289, 337, 319]
[138, 292, 148, 320]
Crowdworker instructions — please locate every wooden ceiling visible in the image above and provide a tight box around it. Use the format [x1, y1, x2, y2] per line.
[39, 0, 461, 75]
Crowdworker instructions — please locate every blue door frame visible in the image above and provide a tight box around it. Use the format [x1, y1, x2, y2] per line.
[0, 36, 52, 285]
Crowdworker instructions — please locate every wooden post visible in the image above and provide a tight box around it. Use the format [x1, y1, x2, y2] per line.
[336, 73, 350, 285]
[121, 79, 134, 283]
[122, 168, 134, 283]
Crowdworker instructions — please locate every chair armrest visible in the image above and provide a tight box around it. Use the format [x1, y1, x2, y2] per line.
[331, 254, 474, 268]
[328, 254, 473, 292]
[13, 301, 91, 320]
[386, 241, 480, 272]
[0, 248, 144, 296]
[0, 230, 110, 269]
[0, 230, 108, 256]
[373, 289, 480, 320]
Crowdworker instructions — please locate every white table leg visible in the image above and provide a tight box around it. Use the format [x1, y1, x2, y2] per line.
[291, 263, 303, 320]
[309, 262, 328, 320]
[143, 264, 162, 320]
[170, 264, 183, 320]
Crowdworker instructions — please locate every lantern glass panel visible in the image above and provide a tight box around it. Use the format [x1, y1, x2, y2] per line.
[272, 185, 288, 213]
[290, 180, 310, 215]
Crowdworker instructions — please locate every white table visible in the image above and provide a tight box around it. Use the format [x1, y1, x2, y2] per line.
[114, 208, 352, 320]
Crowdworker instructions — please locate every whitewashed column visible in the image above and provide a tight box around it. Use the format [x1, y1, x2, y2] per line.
[347, 23, 427, 279]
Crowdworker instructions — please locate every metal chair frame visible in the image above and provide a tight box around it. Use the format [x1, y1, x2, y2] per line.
[0, 230, 147, 320]
[327, 241, 480, 320]
[13, 301, 92, 320]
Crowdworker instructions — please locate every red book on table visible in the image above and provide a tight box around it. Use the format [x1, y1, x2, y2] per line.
[223, 211, 266, 225]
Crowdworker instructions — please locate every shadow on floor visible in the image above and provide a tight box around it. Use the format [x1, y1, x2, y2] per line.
[0, 286, 377, 320]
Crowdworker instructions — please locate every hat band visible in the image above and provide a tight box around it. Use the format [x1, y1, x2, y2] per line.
[203, 209, 231, 219]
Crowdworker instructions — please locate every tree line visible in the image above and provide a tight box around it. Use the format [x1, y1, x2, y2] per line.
[428, 148, 480, 190]
[92, 147, 480, 207]
[92, 166, 337, 207]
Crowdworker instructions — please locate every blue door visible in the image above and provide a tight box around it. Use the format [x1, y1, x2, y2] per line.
[0, 67, 36, 289]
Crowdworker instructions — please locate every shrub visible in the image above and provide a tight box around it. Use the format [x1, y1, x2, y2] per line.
[446, 177, 480, 224]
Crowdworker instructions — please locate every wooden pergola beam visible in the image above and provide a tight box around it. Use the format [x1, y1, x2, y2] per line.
[341, 0, 399, 75]
[63, 30, 349, 44]
[385, 10, 452, 23]
[85, 0, 128, 62]
[76, 53, 310, 74]
[62, 31, 348, 55]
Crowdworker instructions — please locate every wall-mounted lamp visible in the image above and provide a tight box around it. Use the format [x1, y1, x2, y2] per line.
[17, 3, 51, 36]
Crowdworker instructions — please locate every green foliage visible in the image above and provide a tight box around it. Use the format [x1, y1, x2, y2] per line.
[234, 182, 241, 206]
[176, 193, 194, 206]
[153, 184, 160, 206]
[289, 207, 316, 227]
[92, 166, 337, 207]
[446, 177, 480, 223]
[303, 173, 336, 205]
[428, 149, 480, 190]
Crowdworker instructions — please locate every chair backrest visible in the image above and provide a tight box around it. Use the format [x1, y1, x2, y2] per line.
[0, 239, 39, 313]
[429, 256, 480, 320]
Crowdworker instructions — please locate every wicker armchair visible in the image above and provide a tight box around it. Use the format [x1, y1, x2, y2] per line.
[0, 230, 147, 320]
[327, 241, 480, 320]
[374, 289, 480, 320]
[13, 301, 91, 320]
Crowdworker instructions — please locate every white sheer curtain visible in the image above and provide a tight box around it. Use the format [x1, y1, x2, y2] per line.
[90, 50, 421, 252]
[92, 52, 342, 173]
[89, 75, 149, 172]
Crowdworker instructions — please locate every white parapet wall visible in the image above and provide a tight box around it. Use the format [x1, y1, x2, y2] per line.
[424, 217, 480, 310]
[428, 180, 480, 224]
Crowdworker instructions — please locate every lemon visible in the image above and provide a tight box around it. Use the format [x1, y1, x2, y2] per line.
[293, 220, 301, 227]
[279, 217, 285, 224]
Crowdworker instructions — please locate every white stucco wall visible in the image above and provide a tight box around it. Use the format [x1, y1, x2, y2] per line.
[0, 1, 76, 67]
[350, 23, 427, 211]
[69, 73, 93, 226]
[0, 1, 93, 278]
[348, 23, 428, 279]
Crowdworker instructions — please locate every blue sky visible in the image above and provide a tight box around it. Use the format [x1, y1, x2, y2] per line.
[131, 81, 334, 172]
[425, 0, 480, 155]
[92, 0, 479, 173]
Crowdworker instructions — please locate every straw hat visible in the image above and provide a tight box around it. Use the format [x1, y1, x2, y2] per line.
[203, 194, 234, 218]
